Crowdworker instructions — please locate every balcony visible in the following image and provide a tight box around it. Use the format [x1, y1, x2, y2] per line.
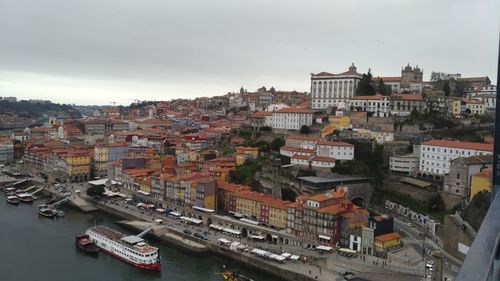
[455, 190, 500, 281]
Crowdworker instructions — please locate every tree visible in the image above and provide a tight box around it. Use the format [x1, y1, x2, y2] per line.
[376, 79, 392, 96]
[356, 70, 375, 96]
[87, 185, 105, 197]
[443, 81, 451, 96]
[427, 194, 445, 211]
[181, 128, 199, 134]
[297, 169, 316, 177]
[270, 137, 285, 151]
[300, 125, 310, 134]
[260, 126, 272, 132]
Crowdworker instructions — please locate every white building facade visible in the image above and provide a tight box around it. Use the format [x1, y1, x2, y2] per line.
[280, 135, 354, 168]
[349, 94, 390, 117]
[271, 108, 313, 132]
[389, 154, 419, 176]
[419, 140, 493, 176]
[310, 64, 362, 110]
[0, 140, 14, 163]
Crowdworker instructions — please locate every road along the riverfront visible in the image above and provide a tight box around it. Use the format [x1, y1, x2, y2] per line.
[44, 181, 424, 281]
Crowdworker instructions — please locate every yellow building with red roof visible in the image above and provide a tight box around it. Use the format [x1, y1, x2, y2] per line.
[235, 146, 259, 166]
[470, 168, 492, 200]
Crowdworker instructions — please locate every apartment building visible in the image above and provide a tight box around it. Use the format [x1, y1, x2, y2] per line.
[443, 155, 492, 197]
[280, 135, 354, 168]
[270, 107, 313, 133]
[419, 140, 493, 177]
[389, 94, 426, 116]
[349, 94, 390, 117]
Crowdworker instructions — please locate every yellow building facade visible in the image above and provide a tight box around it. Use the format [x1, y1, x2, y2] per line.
[374, 232, 401, 250]
[93, 145, 108, 176]
[447, 98, 461, 116]
[66, 151, 91, 182]
[236, 196, 261, 220]
[321, 116, 350, 137]
[470, 168, 492, 200]
[269, 207, 287, 229]
[235, 147, 259, 166]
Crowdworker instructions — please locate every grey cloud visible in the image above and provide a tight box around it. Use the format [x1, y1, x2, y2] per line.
[0, 0, 498, 104]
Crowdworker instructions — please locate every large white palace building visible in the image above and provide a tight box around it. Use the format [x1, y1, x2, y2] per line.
[310, 64, 363, 110]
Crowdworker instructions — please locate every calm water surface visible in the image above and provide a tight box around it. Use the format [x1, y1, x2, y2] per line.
[0, 194, 275, 281]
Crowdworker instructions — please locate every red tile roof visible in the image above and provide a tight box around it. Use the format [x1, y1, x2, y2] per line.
[216, 180, 250, 193]
[317, 140, 354, 147]
[252, 111, 273, 117]
[313, 72, 335, 77]
[309, 190, 346, 202]
[280, 146, 315, 154]
[391, 94, 423, 101]
[318, 204, 347, 214]
[473, 168, 492, 179]
[351, 94, 388, 100]
[287, 135, 322, 142]
[291, 154, 310, 160]
[236, 189, 289, 210]
[372, 76, 401, 82]
[422, 139, 493, 151]
[312, 156, 336, 163]
[275, 107, 312, 114]
[375, 232, 401, 242]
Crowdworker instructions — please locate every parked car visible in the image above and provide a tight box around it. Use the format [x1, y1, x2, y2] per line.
[194, 233, 208, 240]
[183, 229, 192, 235]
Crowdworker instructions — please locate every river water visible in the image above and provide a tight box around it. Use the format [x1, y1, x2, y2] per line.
[0, 195, 274, 281]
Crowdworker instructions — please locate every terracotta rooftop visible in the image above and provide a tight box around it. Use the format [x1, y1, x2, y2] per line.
[318, 204, 346, 214]
[474, 168, 492, 179]
[391, 94, 424, 101]
[252, 111, 273, 117]
[280, 146, 315, 154]
[461, 154, 493, 164]
[351, 94, 387, 100]
[236, 189, 289, 210]
[422, 139, 493, 151]
[312, 156, 336, 163]
[287, 135, 322, 142]
[274, 107, 312, 114]
[375, 232, 401, 242]
[216, 180, 250, 193]
[372, 76, 401, 82]
[317, 140, 354, 147]
[308, 190, 346, 202]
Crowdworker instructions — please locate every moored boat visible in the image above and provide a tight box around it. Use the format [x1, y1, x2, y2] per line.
[16, 193, 33, 203]
[219, 266, 254, 281]
[85, 225, 161, 270]
[75, 234, 99, 255]
[4, 187, 16, 194]
[6, 195, 20, 205]
[38, 204, 57, 218]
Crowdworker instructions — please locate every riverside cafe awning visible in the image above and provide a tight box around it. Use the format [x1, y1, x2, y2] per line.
[318, 235, 331, 241]
[248, 234, 266, 240]
[209, 224, 224, 231]
[316, 245, 333, 252]
[88, 179, 108, 186]
[338, 248, 357, 254]
[217, 238, 231, 246]
[180, 216, 203, 225]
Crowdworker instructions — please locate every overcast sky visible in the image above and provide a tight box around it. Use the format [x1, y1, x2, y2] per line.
[0, 0, 498, 106]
